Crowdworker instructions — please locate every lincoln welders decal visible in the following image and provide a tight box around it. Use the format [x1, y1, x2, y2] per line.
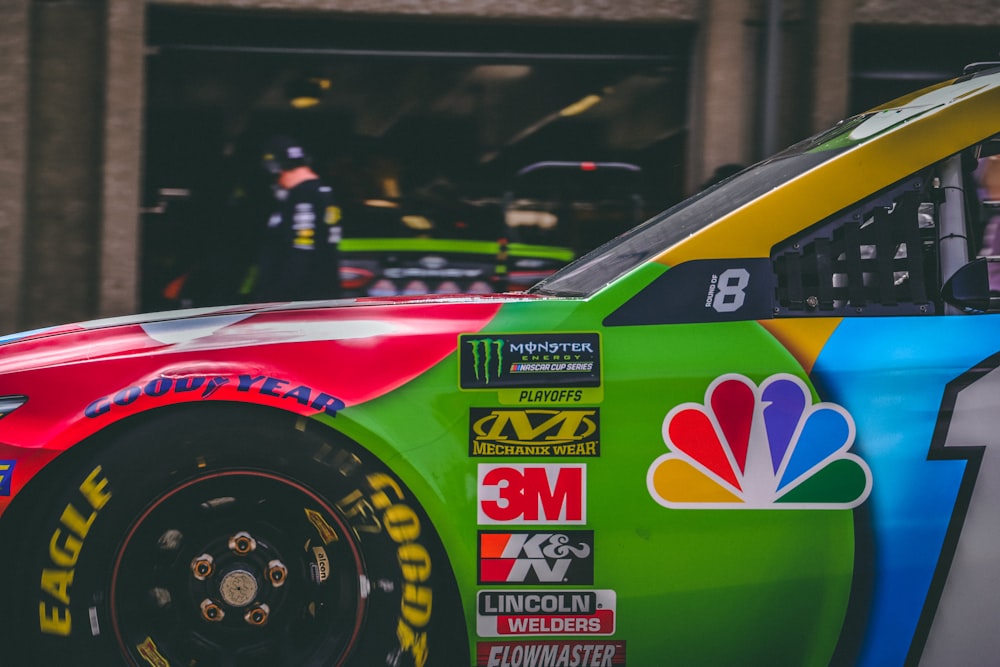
[477, 589, 616, 637]
[478, 530, 594, 584]
[84, 374, 345, 418]
[460, 334, 601, 389]
[470, 408, 600, 457]
[477, 640, 626, 667]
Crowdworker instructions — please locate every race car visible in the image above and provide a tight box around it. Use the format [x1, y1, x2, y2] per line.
[3, 63, 1000, 667]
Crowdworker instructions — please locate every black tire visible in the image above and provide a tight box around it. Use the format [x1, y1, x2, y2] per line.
[3, 405, 465, 666]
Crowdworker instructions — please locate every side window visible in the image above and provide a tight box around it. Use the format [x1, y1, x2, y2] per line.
[974, 152, 1000, 292]
[772, 169, 939, 317]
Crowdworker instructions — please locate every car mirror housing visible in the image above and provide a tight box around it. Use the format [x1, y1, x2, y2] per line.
[941, 257, 1000, 313]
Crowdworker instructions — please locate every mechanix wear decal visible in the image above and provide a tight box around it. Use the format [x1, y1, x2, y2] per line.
[469, 408, 600, 457]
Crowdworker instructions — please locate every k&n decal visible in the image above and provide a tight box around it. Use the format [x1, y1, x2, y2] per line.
[478, 530, 594, 585]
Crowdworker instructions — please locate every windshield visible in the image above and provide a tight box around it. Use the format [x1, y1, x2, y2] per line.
[528, 113, 879, 297]
[504, 161, 648, 254]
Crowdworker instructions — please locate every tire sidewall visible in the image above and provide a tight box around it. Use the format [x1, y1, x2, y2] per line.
[9, 405, 462, 666]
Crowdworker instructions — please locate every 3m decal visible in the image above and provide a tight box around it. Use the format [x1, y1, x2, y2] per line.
[84, 374, 344, 418]
[39, 466, 112, 636]
[477, 590, 616, 637]
[478, 531, 594, 584]
[478, 464, 586, 525]
[477, 640, 626, 667]
[470, 409, 600, 457]
[647, 373, 872, 509]
[460, 334, 601, 389]
[0, 460, 14, 496]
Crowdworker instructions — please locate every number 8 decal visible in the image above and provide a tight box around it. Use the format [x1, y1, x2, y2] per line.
[712, 268, 750, 313]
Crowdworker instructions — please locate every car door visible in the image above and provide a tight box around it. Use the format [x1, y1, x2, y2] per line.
[594, 147, 1000, 666]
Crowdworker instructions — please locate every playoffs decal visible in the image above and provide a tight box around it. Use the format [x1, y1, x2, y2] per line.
[506, 389, 590, 405]
[479, 531, 594, 585]
[477, 590, 616, 637]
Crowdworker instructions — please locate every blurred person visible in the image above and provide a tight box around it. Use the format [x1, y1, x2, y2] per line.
[253, 135, 344, 302]
[976, 154, 1000, 291]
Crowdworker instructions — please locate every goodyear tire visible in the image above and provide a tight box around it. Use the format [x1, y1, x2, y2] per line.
[3, 405, 464, 666]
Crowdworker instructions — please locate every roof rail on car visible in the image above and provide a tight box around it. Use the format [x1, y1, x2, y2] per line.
[963, 61, 1000, 75]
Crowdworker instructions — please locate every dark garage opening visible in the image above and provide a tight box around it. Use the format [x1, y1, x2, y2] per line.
[142, 8, 694, 310]
[850, 25, 1000, 114]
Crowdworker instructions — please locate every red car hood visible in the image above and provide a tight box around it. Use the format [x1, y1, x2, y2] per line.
[0, 296, 537, 458]
[0, 295, 528, 350]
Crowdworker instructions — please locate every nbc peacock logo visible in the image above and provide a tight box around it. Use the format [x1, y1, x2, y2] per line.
[647, 373, 872, 509]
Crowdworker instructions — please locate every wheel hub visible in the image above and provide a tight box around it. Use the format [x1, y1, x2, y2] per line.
[218, 568, 259, 607]
[109, 470, 367, 665]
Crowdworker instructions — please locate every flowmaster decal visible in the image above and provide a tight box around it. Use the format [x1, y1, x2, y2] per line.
[477, 640, 626, 667]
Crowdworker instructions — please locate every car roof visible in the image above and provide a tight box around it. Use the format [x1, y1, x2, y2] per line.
[658, 67, 1000, 268]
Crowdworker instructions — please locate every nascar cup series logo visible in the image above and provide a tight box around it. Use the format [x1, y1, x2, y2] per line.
[460, 334, 601, 389]
[647, 373, 872, 509]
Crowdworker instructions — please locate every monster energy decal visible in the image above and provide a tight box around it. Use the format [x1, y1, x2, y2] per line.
[460, 333, 601, 389]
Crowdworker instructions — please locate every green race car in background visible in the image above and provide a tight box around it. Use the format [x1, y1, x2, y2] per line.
[2, 64, 1000, 666]
[338, 161, 644, 297]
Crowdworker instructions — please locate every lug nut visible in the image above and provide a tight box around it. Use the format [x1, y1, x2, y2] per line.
[200, 598, 225, 622]
[229, 531, 257, 555]
[267, 560, 288, 588]
[191, 554, 214, 580]
[244, 603, 270, 626]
